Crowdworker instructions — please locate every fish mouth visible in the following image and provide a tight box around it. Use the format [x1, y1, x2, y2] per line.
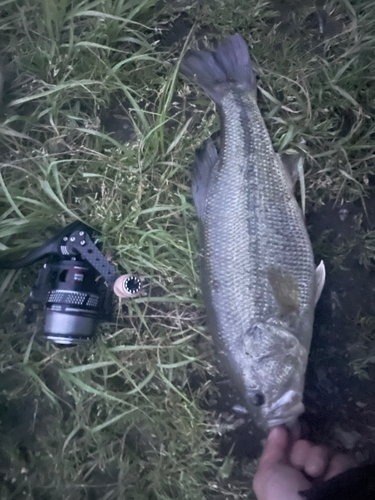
[266, 402, 304, 428]
[264, 390, 305, 428]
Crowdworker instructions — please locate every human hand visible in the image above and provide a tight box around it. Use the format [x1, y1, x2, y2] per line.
[253, 426, 354, 500]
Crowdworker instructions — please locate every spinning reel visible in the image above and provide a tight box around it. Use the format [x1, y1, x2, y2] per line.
[0, 221, 141, 345]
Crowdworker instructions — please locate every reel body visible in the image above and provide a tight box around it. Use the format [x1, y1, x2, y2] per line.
[0, 222, 141, 345]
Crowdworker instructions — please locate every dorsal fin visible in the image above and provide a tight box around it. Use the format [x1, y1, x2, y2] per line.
[191, 138, 218, 219]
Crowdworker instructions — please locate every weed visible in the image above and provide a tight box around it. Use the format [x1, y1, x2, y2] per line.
[1, 0, 375, 498]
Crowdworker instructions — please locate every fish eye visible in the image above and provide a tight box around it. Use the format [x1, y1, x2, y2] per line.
[251, 392, 265, 406]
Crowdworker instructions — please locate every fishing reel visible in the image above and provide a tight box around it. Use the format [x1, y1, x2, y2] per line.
[0, 221, 141, 346]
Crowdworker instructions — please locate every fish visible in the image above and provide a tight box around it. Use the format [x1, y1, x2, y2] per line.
[180, 34, 325, 431]
[0, 60, 4, 108]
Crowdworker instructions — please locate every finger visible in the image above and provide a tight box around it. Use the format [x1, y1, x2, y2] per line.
[290, 440, 313, 470]
[304, 445, 330, 478]
[258, 426, 290, 471]
[325, 454, 355, 480]
[289, 420, 301, 441]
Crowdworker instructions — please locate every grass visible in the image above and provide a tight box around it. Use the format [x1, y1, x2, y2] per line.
[1, 0, 375, 498]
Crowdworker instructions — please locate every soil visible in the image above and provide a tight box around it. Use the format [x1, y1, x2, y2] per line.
[304, 193, 375, 463]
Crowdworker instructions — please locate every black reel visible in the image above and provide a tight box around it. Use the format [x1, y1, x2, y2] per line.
[0, 222, 141, 346]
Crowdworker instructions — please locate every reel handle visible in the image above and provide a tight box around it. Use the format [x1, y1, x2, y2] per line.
[113, 274, 142, 298]
[66, 230, 119, 286]
[66, 231, 142, 298]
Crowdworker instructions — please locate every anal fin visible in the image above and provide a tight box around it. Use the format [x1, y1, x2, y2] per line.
[191, 138, 218, 219]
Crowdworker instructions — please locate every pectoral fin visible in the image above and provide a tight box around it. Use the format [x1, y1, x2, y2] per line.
[191, 138, 218, 219]
[268, 267, 299, 315]
[279, 153, 302, 189]
[314, 260, 326, 306]
[279, 152, 306, 215]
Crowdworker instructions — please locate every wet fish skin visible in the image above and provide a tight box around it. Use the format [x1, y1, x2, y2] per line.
[181, 34, 324, 431]
[0, 60, 4, 107]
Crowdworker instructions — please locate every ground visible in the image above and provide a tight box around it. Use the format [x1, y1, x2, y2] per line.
[1, 0, 375, 499]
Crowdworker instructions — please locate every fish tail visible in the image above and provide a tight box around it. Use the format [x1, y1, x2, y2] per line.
[180, 33, 256, 104]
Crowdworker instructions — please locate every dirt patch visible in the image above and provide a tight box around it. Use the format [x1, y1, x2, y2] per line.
[304, 190, 375, 462]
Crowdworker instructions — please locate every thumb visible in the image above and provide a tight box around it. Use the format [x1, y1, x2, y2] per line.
[258, 426, 290, 471]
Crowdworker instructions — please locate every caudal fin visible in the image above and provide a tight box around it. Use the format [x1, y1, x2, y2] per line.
[180, 34, 256, 103]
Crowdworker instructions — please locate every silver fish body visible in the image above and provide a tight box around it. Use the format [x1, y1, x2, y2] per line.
[181, 34, 324, 430]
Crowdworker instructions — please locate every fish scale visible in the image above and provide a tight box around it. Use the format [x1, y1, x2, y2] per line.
[205, 92, 315, 337]
[181, 34, 324, 430]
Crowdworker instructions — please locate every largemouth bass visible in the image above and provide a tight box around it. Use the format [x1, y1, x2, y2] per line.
[180, 34, 325, 430]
